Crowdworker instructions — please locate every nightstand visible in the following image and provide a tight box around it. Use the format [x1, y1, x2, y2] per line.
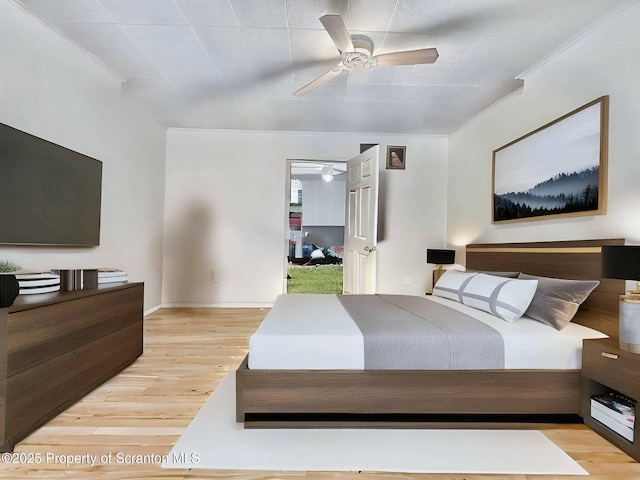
[581, 337, 640, 461]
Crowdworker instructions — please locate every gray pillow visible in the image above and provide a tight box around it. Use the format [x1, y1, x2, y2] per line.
[518, 273, 599, 330]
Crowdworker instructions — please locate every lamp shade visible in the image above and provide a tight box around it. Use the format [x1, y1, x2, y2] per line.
[426, 248, 455, 265]
[601, 245, 640, 281]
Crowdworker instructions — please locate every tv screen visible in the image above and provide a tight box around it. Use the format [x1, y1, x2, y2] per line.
[0, 123, 102, 246]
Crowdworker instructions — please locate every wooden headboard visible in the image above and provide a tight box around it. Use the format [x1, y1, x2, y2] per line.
[466, 239, 625, 338]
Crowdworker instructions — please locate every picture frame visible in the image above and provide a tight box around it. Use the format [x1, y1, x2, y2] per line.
[492, 96, 608, 223]
[360, 143, 378, 153]
[386, 146, 406, 170]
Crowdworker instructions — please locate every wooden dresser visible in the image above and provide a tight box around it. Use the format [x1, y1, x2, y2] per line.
[0, 282, 144, 452]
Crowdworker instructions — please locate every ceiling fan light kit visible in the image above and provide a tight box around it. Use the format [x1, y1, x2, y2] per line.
[294, 14, 439, 96]
[321, 165, 335, 182]
[341, 37, 374, 71]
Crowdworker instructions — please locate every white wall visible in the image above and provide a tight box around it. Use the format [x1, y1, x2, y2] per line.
[7, 0, 634, 310]
[163, 130, 448, 305]
[300, 176, 345, 226]
[447, 2, 640, 263]
[0, 3, 167, 311]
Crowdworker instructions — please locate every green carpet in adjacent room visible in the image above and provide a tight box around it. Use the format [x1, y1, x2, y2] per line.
[287, 265, 343, 294]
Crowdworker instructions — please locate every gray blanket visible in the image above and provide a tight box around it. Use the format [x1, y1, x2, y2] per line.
[337, 295, 505, 370]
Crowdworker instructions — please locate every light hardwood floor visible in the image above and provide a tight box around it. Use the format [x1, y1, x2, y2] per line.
[2, 307, 640, 479]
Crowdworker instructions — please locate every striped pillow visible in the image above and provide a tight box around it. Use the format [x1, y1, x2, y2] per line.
[461, 273, 538, 322]
[432, 270, 477, 302]
[433, 271, 538, 322]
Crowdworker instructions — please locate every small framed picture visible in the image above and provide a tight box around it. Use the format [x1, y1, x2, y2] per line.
[386, 146, 406, 170]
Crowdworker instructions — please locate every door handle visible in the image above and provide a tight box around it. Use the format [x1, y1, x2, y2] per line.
[364, 246, 376, 253]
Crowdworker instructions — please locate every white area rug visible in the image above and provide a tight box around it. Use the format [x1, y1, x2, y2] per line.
[163, 373, 587, 475]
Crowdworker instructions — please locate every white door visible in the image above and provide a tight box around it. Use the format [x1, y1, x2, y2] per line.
[343, 146, 379, 294]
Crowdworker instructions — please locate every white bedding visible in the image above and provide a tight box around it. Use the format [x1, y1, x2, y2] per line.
[249, 294, 607, 370]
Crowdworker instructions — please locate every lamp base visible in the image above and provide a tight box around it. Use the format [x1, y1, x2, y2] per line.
[432, 265, 445, 287]
[619, 295, 640, 353]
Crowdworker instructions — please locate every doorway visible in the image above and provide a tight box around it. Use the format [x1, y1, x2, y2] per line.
[285, 159, 346, 294]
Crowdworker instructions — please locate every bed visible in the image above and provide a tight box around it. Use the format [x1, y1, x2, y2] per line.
[236, 239, 625, 428]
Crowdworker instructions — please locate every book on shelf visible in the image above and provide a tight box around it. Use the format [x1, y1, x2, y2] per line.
[98, 275, 128, 284]
[592, 391, 636, 425]
[98, 268, 127, 278]
[590, 390, 636, 441]
[16, 272, 60, 287]
[591, 401, 634, 441]
[591, 399, 635, 428]
[19, 284, 61, 295]
[17, 272, 61, 294]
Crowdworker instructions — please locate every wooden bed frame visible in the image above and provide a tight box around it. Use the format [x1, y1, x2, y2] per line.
[236, 239, 625, 428]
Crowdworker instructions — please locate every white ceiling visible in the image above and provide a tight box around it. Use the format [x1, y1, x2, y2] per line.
[11, 0, 633, 134]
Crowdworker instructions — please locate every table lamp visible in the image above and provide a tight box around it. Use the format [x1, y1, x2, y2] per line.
[427, 248, 455, 287]
[601, 245, 640, 353]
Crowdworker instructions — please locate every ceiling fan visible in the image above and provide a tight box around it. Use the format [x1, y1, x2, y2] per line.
[293, 14, 439, 96]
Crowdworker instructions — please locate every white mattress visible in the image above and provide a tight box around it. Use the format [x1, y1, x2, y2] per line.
[249, 294, 608, 370]
[249, 294, 365, 369]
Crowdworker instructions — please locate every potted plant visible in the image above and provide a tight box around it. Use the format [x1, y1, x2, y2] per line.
[0, 260, 21, 308]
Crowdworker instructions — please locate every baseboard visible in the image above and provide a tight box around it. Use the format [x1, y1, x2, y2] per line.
[144, 305, 162, 316]
[160, 302, 274, 309]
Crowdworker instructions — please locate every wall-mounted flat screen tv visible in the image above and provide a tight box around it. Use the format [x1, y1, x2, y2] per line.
[0, 123, 102, 246]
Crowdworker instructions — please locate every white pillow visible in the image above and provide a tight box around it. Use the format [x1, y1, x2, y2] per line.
[432, 270, 478, 302]
[462, 274, 538, 322]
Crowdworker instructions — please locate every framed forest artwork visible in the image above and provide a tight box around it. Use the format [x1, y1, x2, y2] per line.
[492, 96, 608, 223]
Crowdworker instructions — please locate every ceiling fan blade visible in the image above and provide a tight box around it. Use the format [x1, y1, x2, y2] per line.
[320, 14, 355, 53]
[293, 65, 344, 96]
[374, 48, 439, 67]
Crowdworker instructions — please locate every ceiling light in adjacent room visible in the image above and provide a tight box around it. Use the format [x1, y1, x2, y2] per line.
[321, 166, 334, 182]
